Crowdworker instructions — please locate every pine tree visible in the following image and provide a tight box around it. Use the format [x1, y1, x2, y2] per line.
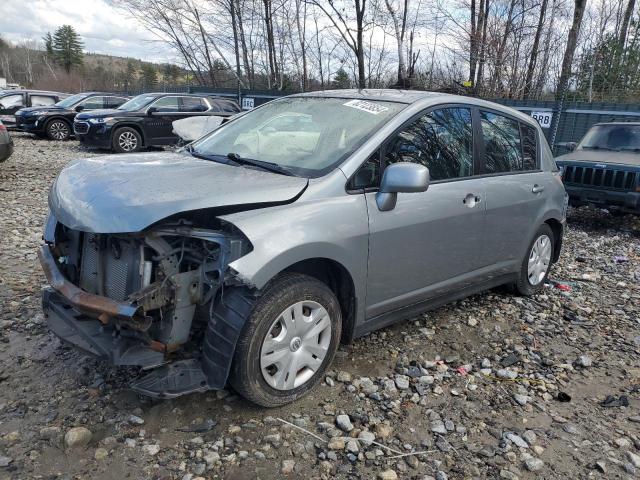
[331, 68, 351, 89]
[51, 25, 84, 73]
[123, 60, 137, 91]
[42, 33, 54, 56]
[140, 63, 157, 89]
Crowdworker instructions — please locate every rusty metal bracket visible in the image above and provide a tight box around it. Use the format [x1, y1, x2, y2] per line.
[38, 244, 140, 318]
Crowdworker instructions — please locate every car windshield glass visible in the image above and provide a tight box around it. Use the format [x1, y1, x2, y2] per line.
[190, 97, 406, 177]
[117, 95, 157, 112]
[578, 124, 640, 151]
[56, 93, 87, 108]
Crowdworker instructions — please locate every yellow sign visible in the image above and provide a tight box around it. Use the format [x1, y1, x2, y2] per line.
[462, 80, 473, 87]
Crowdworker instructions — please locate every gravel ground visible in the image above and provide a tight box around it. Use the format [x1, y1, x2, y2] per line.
[0, 133, 639, 480]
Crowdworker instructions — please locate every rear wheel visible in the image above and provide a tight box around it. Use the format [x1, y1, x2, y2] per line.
[515, 224, 554, 296]
[112, 127, 142, 153]
[228, 273, 341, 407]
[45, 119, 71, 141]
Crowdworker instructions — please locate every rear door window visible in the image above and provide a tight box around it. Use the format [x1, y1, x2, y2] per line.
[383, 107, 474, 181]
[480, 111, 531, 173]
[31, 95, 57, 107]
[150, 96, 179, 112]
[78, 96, 104, 110]
[106, 97, 128, 108]
[180, 97, 207, 112]
[520, 123, 538, 170]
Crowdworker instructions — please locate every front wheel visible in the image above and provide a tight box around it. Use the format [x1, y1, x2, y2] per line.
[112, 127, 142, 153]
[228, 273, 342, 407]
[515, 224, 555, 296]
[45, 119, 71, 141]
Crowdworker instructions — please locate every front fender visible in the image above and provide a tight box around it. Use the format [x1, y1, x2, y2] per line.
[221, 193, 369, 322]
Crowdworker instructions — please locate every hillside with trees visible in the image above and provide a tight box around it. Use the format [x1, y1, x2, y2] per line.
[2, 1, 640, 102]
[0, 25, 189, 93]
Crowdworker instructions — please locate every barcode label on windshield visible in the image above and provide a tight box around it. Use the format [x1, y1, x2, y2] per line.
[343, 99, 389, 115]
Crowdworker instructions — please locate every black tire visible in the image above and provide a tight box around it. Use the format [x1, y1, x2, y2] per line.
[112, 126, 142, 153]
[515, 224, 555, 296]
[45, 119, 71, 141]
[227, 273, 342, 407]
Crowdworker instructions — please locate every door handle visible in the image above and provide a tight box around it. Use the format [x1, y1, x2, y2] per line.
[463, 193, 481, 207]
[532, 184, 545, 194]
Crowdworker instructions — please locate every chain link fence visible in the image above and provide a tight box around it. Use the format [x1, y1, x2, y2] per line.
[125, 85, 640, 155]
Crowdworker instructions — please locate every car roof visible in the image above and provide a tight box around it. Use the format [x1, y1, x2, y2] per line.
[293, 89, 445, 104]
[76, 92, 128, 96]
[0, 89, 67, 96]
[291, 89, 538, 126]
[139, 92, 213, 98]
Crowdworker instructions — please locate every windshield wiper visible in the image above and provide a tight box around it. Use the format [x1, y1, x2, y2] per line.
[226, 152, 295, 176]
[619, 147, 640, 152]
[186, 148, 236, 165]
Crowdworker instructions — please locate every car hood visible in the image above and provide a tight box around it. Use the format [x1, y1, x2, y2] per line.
[75, 109, 124, 120]
[556, 149, 640, 167]
[49, 152, 308, 233]
[17, 106, 67, 115]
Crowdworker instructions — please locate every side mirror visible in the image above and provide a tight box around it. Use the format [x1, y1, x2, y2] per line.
[376, 162, 429, 211]
[74, 105, 84, 112]
[147, 107, 158, 116]
[566, 142, 577, 151]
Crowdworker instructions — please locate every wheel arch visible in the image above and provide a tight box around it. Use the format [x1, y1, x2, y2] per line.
[45, 116, 72, 133]
[111, 122, 146, 146]
[279, 257, 357, 344]
[544, 217, 563, 263]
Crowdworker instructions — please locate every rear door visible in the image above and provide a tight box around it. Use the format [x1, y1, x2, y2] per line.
[0, 93, 25, 126]
[478, 109, 550, 271]
[363, 106, 487, 318]
[29, 94, 58, 108]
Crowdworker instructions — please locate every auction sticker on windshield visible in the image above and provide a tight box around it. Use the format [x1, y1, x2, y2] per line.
[343, 99, 389, 115]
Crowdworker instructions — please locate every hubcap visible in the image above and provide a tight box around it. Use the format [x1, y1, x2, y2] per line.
[528, 234, 552, 285]
[50, 122, 68, 140]
[260, 300, 332, 391]
[118, 131, 138, 151]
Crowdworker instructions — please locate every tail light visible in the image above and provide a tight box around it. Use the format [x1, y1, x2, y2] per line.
[0, 124, 6, 131]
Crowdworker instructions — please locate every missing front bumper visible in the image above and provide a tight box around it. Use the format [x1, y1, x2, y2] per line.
[43, 288, 212, 398]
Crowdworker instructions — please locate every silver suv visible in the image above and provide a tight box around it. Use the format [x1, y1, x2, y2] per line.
[40, 90, 567, 406]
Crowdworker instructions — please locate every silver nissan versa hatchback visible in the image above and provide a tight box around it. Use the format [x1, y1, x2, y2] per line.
[40, 90, 567, 406]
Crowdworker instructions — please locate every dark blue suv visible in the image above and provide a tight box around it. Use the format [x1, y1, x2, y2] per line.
[74, 92, 241, 153]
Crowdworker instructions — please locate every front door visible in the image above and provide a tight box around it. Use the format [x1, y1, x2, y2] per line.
[364, 106, 487, 318]
[145, 96, 181, 144]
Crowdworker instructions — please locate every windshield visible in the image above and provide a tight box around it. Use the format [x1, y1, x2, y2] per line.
[190, 97, 406, 177]
[578, 124, 640, 151]
[117, 94, 157, 112]
[56, 93, 88, 108]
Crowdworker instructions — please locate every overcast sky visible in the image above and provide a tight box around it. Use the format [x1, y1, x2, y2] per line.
[1, 0, 175, 63]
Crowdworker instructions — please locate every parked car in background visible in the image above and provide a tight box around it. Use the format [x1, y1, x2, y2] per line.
[73, 93, 241, 153]
[40, 90, 566, 406]
[0, 90, 68, 129]
[0, 120, 13, 162]
[556, 122, 640, 214]
[14, 92, 129, 141]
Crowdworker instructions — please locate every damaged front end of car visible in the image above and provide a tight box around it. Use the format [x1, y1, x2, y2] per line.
[40, 214, 253, 399]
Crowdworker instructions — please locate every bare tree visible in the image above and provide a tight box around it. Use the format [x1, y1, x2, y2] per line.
[310, 0, 368, 88]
